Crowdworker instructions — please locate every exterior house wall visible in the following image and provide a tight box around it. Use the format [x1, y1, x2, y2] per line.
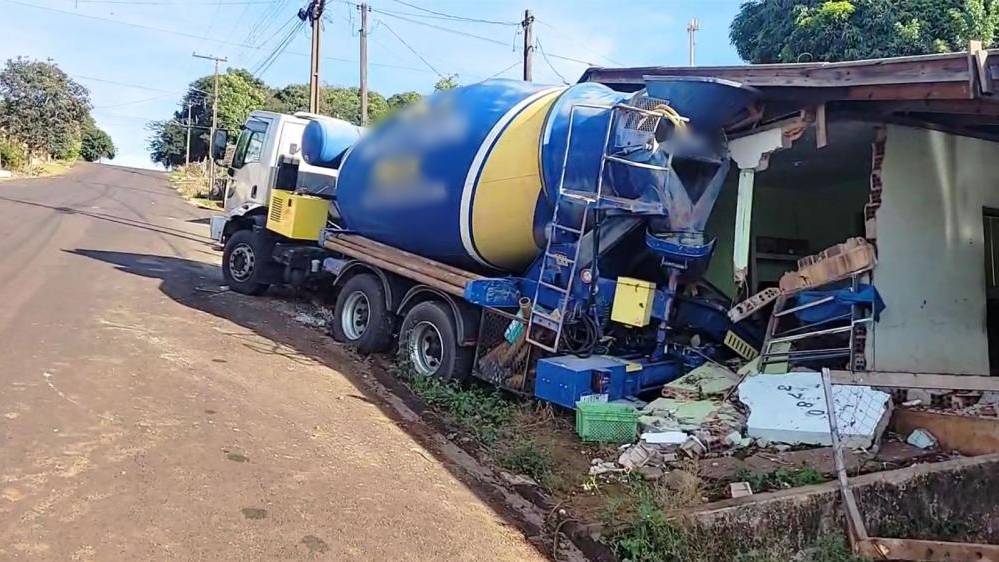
[873, 125, 999, 375]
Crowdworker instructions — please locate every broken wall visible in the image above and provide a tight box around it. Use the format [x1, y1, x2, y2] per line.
[704, 159, 869, 298]
[872, 125, 999, 375]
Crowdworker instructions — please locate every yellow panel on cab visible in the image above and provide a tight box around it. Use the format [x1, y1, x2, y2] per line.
[611, 277, 656, 327]
[266, 190, 329, 240]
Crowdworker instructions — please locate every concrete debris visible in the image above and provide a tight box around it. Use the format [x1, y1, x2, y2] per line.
[724, 431, 743, 447]
[639, 466, 666, 481]
[905, 428, 938, 449]
[618, 442, 658, 470]
[729, 481, 753, 498]
[589, 461, 621, 476]
[680, 435, 707, 458]
[738, 372, 892, 449]
[662, 362, 740, 399]
[640, 431, 687, 445]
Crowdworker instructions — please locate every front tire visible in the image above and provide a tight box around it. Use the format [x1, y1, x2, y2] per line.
[331, 274, 394, 353]
[399, 301, 472, 381]
[222, 229, 270, 295]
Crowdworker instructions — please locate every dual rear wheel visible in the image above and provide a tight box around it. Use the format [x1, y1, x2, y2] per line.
[330, 274, 472, 381]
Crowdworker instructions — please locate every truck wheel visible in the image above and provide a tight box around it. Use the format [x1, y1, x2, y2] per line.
[331, 274, 394, 353]
[222, 229, 270, 296]
[399, 301, 472, 381]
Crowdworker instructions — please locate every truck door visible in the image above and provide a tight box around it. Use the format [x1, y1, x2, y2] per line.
[226, 117, 274, 212]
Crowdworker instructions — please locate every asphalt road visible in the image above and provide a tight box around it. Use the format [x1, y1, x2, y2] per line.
[0, 164, 545, 561]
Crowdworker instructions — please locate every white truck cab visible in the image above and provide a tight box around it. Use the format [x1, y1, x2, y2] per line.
[210, 111, 348, 240]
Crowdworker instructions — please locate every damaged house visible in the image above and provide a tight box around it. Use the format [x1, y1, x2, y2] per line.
[582, 47, 999, 380]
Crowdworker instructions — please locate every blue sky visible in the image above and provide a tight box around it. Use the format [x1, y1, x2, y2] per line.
[0, 0, 745, 169]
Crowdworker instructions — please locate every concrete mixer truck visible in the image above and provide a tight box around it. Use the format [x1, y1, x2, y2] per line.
[208, 77, 763, 410]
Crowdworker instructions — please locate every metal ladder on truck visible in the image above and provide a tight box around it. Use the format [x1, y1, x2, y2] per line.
[525, 99, 671, 352]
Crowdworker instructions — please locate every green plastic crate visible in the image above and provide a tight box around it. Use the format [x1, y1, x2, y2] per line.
[575, 401, 638, 443]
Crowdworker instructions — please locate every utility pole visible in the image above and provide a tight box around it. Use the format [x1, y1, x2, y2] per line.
[687, 17, 700, 66]
[359, 2, 369, 125]
[306, 0, 327, 113]
[193, 52, 227, 197]
[521, 9, 534, 81]
[184, 100, 194, 166]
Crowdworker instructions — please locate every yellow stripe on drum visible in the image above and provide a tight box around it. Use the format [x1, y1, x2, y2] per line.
[471, 89, 562, 271]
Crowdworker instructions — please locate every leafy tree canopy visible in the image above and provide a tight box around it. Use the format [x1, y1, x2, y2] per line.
[81, 121, 116, 162]
[149, 69, 432, 168]
[730, 0, 999, 63]
[0, 57, 92, 159]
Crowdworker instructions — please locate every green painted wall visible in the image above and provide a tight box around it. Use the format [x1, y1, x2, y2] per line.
[703, 165, 869, 298]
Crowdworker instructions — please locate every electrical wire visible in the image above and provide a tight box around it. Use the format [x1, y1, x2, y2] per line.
[387, 0, 518, 26]
[4, 0, 435, 74]
[536, 19, 626, 67]
[252, 18, 305, 77]
[536, 37, 568, 85]
[479, 60, 521, 82]
[75, 0, 280, 4]
[374, 9, 509, 47]
[92, 93, 176, 109]
[377, 18, 444, 78]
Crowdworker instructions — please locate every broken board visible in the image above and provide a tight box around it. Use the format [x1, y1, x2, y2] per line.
[738, 372, 892, 448]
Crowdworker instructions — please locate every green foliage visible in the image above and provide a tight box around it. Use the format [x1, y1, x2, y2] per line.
[497, 439, 554, 486]
[404, 373, 517, 444]
[806, 534, 869, 562]
[266, 83, 309, 114]
[80, 123, 115, 162]
[148, 68, 270, 168]
[607, 483, 697, 562]
[0, 57, 91, 159]
[735, 466, 825, 492]
[323, 87, 389, 124]
[386, 91, 422, 111]
[434, 75, 459, 91]
[0, 137, 27, 171]
[730, 0, 999, 63]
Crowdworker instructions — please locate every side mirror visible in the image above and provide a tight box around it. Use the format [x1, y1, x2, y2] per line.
[211, 129, 228, 161]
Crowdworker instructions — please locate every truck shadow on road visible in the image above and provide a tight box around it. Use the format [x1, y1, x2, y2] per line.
[66, 247, 556, 558]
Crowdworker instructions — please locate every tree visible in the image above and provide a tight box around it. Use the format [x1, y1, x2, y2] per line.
[434, 75, 459, 91]
[80, 122, 115, 162]
[266, 83, 309, 114]
[0, 57, 91, 159]
[323, 87, 390, 124]
[148, 68, 271, 168]
[730, 0, 999, 64]
[387, 91, 422, 111]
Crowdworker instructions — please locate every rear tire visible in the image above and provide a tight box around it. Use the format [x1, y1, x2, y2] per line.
[399, 301, 472, 381]
[331, 274, 394, 353]
[222, 229, 270, 296]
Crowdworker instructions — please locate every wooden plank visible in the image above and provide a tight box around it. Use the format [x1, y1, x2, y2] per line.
[856, 537, 999, 561]
[848, 99, 999, 116]
[582, 53, 972, 89]
[830, 370, 999, 391]
[845, 81, 972, 101]
[892, 409, 999, 456]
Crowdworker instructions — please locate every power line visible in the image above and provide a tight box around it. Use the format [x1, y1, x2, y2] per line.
[479, 60, 521, 82]
[374, 9, 509, 47]
[254, 19, 306, 77]
[535, 19, 626, 67]
[377, 18, 444, 78]
[4, 0, 435, 74]
[74, 0, 280, 4]
[536, 37, 568, 85]
[381, 0, 518, 26]
[92, 93, 177, 109]
[71, 74, 180, 94]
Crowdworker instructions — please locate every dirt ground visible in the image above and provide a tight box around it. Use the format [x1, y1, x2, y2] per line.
[0, 164, 550, 561]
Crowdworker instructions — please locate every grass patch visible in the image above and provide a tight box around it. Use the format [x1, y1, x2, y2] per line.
[736, 466, 825, 493]
[169, 164, 210, 199]
[403, 372, 518, 445]
[497, 438, 554, 487]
